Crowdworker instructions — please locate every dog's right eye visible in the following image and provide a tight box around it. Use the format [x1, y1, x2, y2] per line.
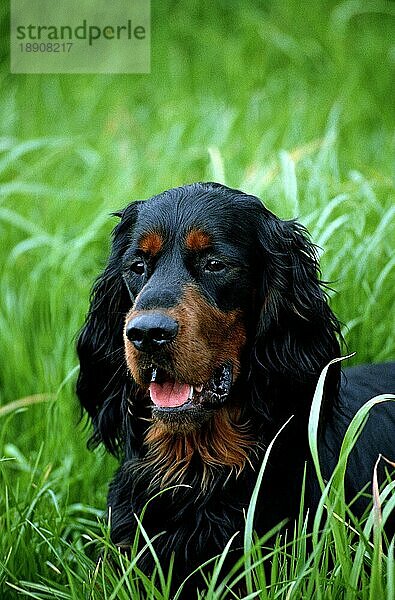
[130, 260, 145, 275]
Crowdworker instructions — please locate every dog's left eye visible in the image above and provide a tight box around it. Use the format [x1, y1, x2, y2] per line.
[204, 259, 226, 273]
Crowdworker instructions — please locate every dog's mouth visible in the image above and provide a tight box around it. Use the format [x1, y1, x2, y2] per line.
[148, 363, 233, 413]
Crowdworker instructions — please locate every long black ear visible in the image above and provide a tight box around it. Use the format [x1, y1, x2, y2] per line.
[76, 202, 140, 455]
[251, 212, 341, 423]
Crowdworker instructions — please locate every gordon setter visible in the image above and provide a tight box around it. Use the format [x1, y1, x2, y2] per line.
[77, 182, 395, 587]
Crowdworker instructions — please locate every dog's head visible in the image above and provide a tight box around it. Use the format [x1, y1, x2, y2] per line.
[77, 183, 340, 461]
[121, 185, 263, 431]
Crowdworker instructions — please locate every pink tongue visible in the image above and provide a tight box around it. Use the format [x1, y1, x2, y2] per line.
[149, 381, 191, 408]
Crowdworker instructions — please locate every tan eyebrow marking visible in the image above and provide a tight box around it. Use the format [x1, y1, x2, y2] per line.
[138, 231, 164, 256]
[185, 229, 212, 251]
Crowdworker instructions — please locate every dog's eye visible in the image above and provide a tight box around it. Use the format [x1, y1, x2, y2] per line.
[204, 259, 226, 273]
[130, 260, 145, 275]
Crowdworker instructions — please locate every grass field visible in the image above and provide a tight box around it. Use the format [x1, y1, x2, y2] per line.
[0, 1, 394, 597]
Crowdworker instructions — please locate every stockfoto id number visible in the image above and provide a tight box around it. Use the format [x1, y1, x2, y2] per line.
[19, 43, 73, 53]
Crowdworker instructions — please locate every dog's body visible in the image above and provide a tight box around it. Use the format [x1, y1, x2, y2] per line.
[77, 182, 395, 585]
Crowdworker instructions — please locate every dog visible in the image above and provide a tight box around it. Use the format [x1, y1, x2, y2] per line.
[77, 182, 395, 588]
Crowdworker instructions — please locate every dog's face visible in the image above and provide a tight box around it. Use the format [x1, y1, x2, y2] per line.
[78, 182, 341, 466]
[121, 189, 260, 430]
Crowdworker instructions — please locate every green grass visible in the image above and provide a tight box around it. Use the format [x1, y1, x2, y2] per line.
[0, 0, 394, 597]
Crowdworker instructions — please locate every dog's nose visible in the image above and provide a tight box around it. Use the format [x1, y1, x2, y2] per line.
[125, 313, 179, 352]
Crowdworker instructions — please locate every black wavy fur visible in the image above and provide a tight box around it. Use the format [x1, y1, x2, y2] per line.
[77, 182, 395, 591]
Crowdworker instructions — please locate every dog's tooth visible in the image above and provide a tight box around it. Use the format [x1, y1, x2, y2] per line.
[188, 385, 194, 400]
[151, 368, 158, 382]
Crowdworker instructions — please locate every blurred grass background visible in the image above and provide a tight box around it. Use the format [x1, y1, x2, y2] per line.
[0, 0, 394, 597]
